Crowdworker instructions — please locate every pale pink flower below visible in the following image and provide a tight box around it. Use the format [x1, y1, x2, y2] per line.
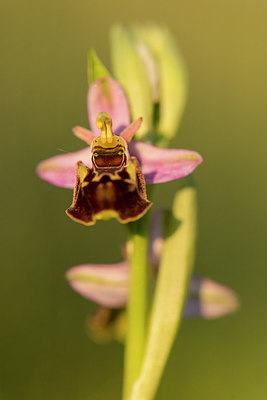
[66, 210, 239, 320]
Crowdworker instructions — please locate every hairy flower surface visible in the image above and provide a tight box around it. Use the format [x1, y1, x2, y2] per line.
[66, 112, 152, 225]
[36, 77, 202, 224]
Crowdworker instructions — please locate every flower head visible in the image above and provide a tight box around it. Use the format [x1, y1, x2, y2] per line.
[36, 77, 202, 224]
[66, 111, 152, 225]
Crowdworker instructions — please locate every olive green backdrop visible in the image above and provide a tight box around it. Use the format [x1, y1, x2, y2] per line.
[1, 1, 267, 399]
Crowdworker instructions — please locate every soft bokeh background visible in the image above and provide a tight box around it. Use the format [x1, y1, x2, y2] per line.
[1, 1, 267, 399]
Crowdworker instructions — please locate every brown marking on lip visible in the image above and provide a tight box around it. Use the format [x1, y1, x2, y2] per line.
[66, 157, 152, 225]
[94, 154, 123, 168]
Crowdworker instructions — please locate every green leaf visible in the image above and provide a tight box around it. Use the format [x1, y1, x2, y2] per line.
[87, 48, 110, 85]
[110, 25, 153, 140]
[132, 23, 188, 142]
[129, 182, 197, 400]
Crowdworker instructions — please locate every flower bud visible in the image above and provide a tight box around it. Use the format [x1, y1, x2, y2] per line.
[110, 24, 153, 140]
[132, 23, 188, 144]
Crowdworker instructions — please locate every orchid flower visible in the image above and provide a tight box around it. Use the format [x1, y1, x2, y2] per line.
[36, 23, 239, 400]
[69, 272, 239, 345]
[66, 210, 239, 340]
[36, 77, 202, 225]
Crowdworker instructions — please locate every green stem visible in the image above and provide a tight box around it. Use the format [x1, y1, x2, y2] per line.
[123, 215, 150, 400]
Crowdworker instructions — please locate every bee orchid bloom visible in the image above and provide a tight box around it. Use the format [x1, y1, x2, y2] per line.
[36, 77, 202, 224]
[66, 112, 152, 225]
[66, 262, 239, 320]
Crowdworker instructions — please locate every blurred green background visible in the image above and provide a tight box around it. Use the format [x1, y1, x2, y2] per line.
[1, 0, 267, 399]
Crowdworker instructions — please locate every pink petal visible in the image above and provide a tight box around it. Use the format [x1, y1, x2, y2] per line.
[72, 126, 97, 145]
[119, 117, 143, 142]
[66, 262, 129, 308]
[36, 147, 91, 189]
[129, 142, 203, 184]
[184, 275, 239, 319]
[88, 77, 131, 135]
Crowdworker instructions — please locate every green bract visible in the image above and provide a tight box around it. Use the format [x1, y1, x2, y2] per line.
[132, 23, 187, 144]
[87, 48, 111, 84]
[130, 183, 197, 400]
[111, 25, 154, 141]
[88, 24, 187, 145]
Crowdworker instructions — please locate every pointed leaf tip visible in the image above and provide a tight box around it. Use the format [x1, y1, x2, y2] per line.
[87, 48, 110, 85]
